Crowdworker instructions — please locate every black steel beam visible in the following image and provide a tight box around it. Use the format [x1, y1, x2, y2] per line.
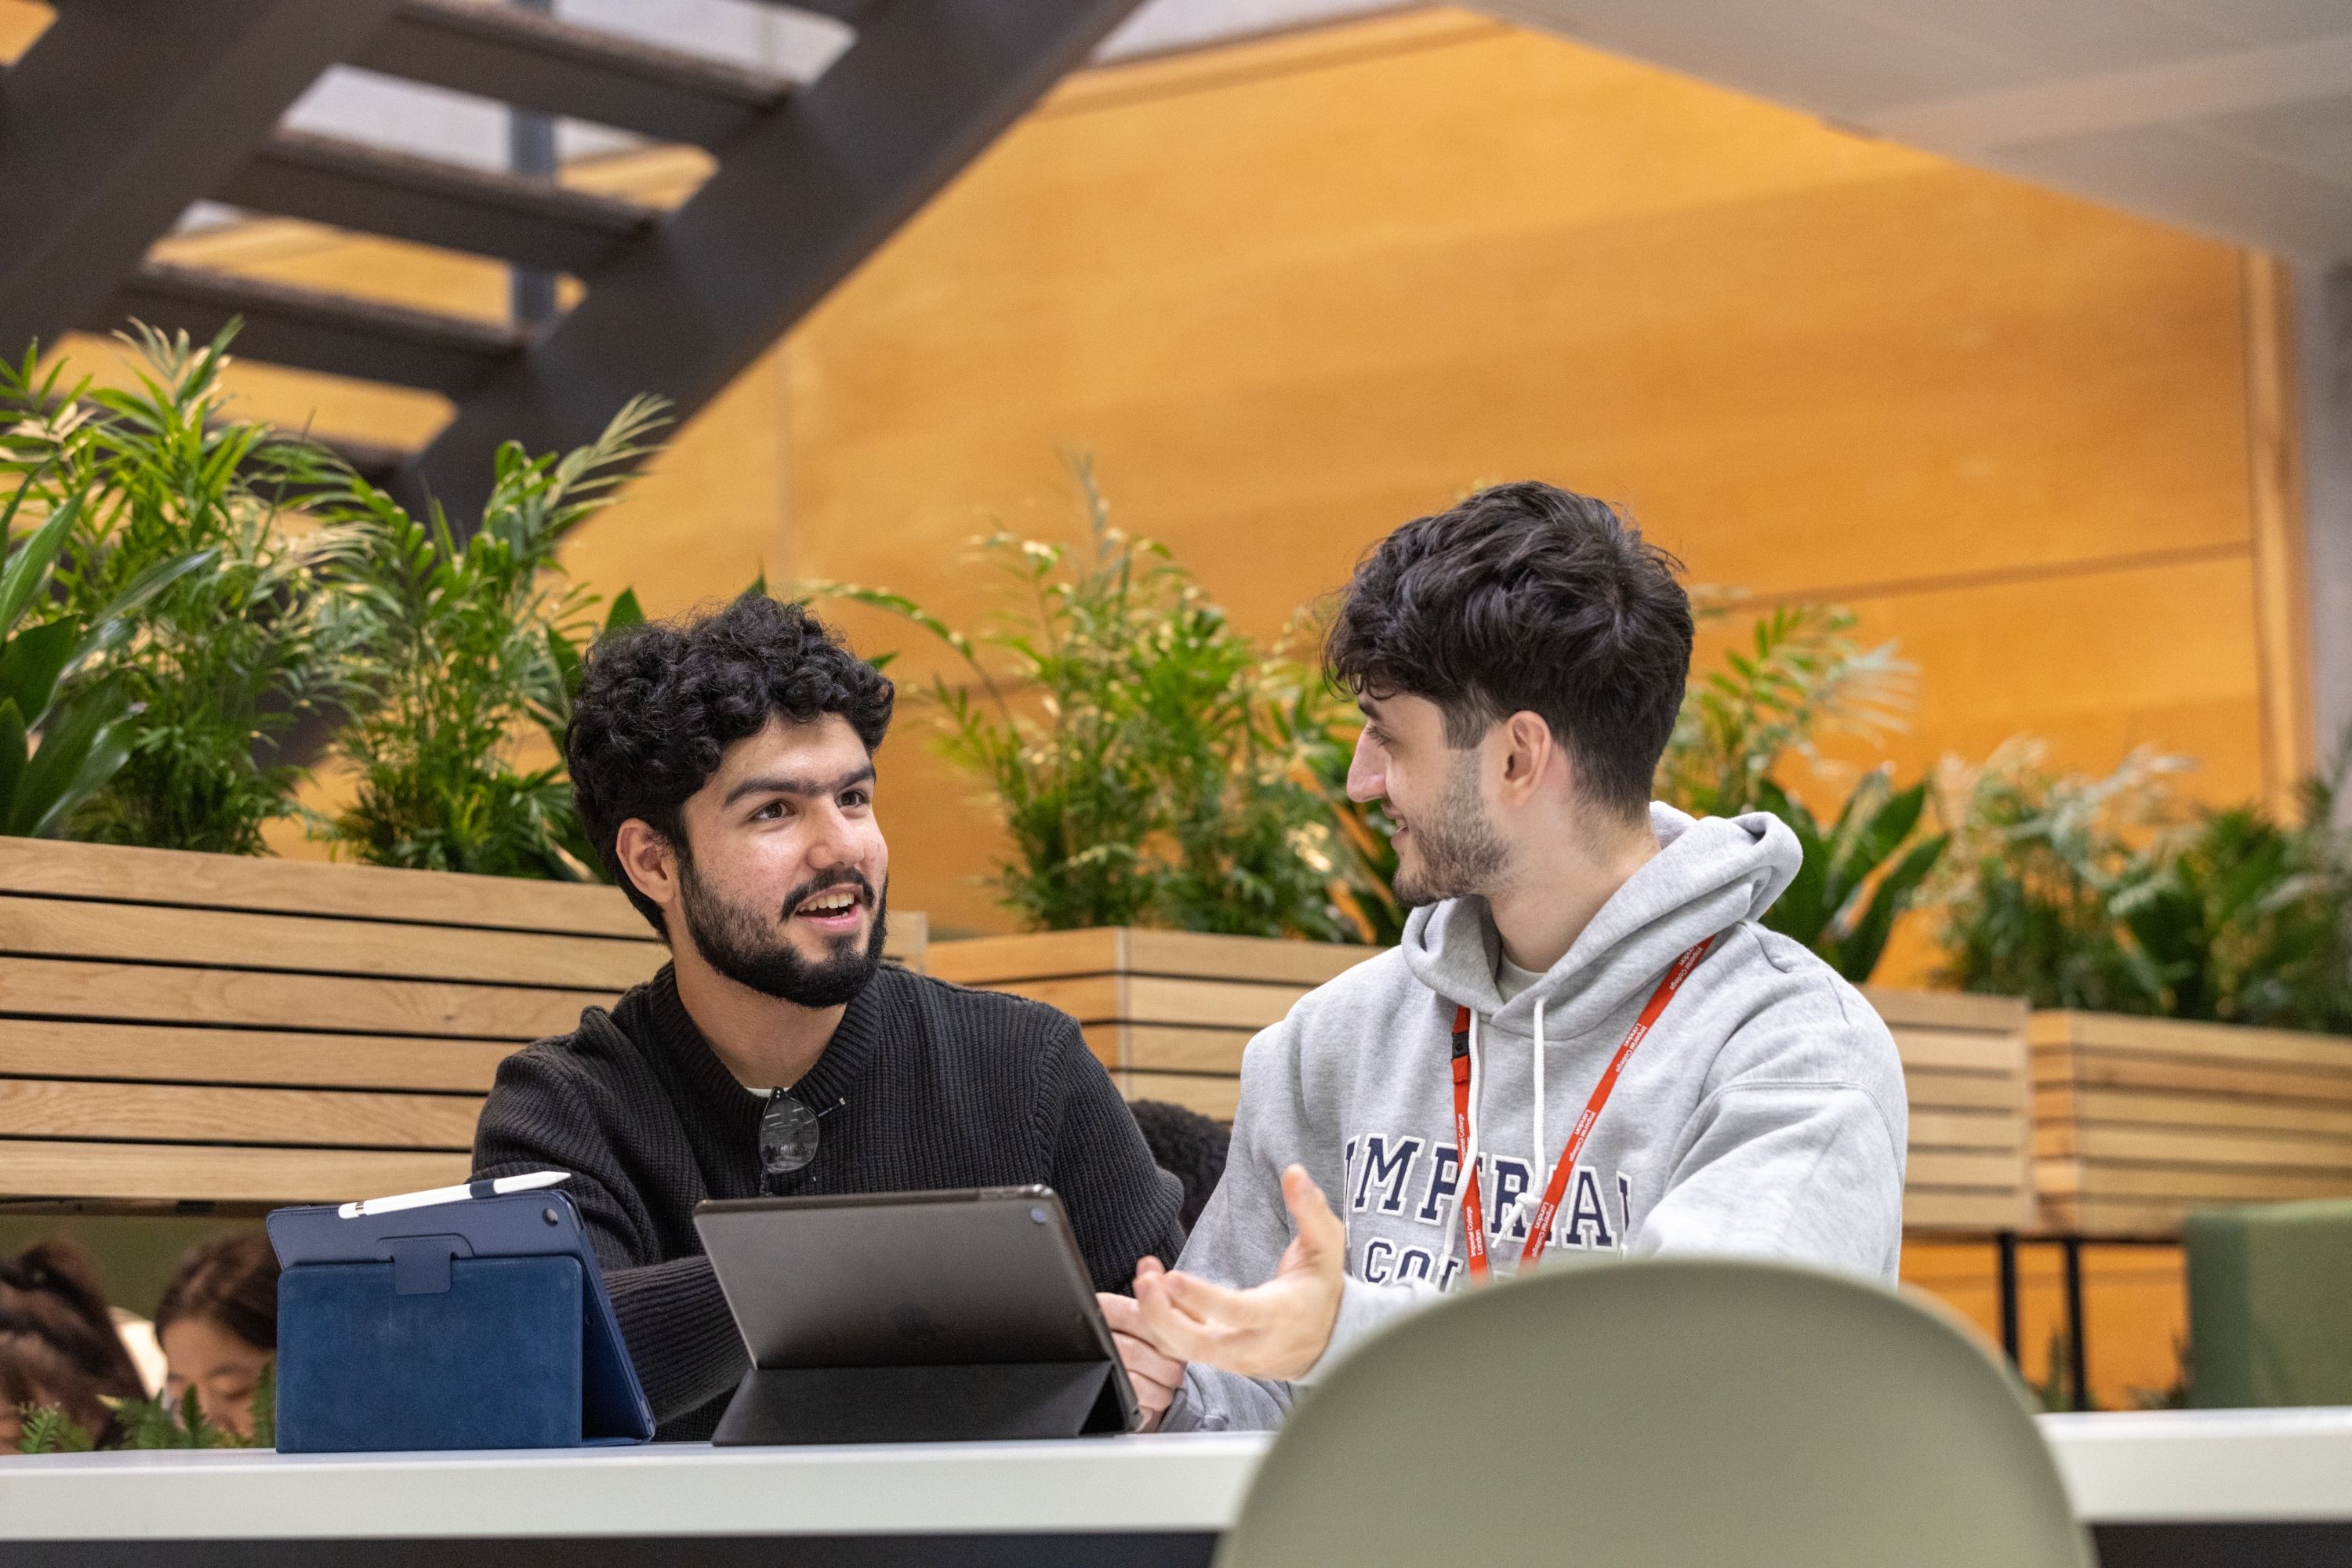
[2063, 1236, 2090, 1411]
[354, 0, 791, 151]
[0, 0, 400, 362]
[1994, 1231, 2020, 1365]
[396, 0, 1147, 524]
[100, 263, 521, 397]
[761, 0, 878, 20]
[217, 132, 657, 276]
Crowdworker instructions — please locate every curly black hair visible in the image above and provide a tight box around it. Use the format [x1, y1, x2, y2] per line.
[1326, 481, 1692, 822]
[567, 594, 896, 933]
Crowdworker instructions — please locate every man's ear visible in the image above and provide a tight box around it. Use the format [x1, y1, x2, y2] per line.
[614, 818, 681, 911]
[1495, 710, 1558, 803]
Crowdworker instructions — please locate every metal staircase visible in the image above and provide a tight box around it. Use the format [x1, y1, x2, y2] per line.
[0, 0, 1141, 518]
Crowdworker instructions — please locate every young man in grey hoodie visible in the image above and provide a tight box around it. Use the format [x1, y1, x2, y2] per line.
[1097, 481, 1907, 1432]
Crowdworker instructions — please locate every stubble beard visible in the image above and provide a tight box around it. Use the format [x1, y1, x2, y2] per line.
[1389, 750, 1509, 908]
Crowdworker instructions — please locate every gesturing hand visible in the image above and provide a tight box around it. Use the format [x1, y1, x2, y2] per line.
[1098, 1286, 1185, 1432]
[1130, 1165, 1346, 1383]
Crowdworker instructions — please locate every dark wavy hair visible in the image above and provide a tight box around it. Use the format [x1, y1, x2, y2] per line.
[154, 1231, 278, 1354]
[0, 1237, 143, 1402]
[568, 593, 896, 933]
[1326, 481, 1693, 822]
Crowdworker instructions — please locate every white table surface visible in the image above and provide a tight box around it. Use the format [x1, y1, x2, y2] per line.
[3, 1410, 2350, 1541]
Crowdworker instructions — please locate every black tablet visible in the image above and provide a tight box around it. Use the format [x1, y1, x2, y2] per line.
[694, 1186, 1139, 1438]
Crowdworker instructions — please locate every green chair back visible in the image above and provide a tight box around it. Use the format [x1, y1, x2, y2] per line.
[1217, 1257, 2092, 1568]
[2187, 1198, 2352, 1408]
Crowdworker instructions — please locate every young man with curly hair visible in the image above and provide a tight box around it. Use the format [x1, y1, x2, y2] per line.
[473, 595, 1185, 1439]
[1102, 482, 1907, 1432]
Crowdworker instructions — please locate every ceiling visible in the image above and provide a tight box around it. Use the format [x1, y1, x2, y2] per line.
[1479, 0, 2352, 263]
[152, 0, 2352, 267]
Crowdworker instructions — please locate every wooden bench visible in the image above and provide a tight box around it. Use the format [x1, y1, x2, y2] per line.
[0, 839, 924, 1210]
[1871, 989, 2033, 1235]
[928, 928, 1381, 1122]
[930, 930, 2036, 1237]
[2031, 1009, 2352, 1237]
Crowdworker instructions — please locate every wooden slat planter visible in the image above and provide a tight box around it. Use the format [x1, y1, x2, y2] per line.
[0, 838, 924, 1208]
[927, 928, 1381, 1121]
[933, 931, 2035, 1236]
[2031, 1011, 2352, 1237]
[1864, 988, 2034, 1235]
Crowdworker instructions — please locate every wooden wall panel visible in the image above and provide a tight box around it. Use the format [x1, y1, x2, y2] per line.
[739, 11, 2280, 935]
[30, 10, 2291, 942]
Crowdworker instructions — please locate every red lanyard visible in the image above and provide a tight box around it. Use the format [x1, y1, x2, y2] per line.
[1450, 937, 1711, 1281]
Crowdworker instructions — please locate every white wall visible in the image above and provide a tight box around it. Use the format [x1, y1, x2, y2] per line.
[2301, 263, 2352, 794]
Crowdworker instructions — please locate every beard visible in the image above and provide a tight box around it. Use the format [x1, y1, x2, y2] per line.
[678, 858, 887, 1008]
[1390, 749, 1508, 908]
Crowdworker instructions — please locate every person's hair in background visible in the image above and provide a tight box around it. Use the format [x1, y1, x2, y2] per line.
[1325, 481, 1694, 826]
[154, 1232, 278, 1439]
[0, 1329, 117, 1451]
[0, 1239, 144, 1405]
[1127, 1100, 1231, 1232]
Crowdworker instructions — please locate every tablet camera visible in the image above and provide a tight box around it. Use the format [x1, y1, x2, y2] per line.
[1029, 1206, 1050, 1225]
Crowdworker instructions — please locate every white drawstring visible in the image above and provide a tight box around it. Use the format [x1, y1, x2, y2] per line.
[1522, 996, 1547, 1252]
[1492, 998, 1551, 1252]
[1437, 1000, 1565, 1276]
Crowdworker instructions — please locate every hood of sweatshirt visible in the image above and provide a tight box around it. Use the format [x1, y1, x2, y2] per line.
[1399, 802, 1803, 1039]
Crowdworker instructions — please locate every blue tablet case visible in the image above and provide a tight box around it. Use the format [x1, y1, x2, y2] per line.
[267, 1189, 654, 1453]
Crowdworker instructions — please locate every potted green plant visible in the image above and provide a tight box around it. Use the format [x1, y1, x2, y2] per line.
[798, 461, 1382, 1116]
[1930, 736, 2352, 1236]
[803, 459, 1374, 943]
[1, 325, 368, 855]
[1653, 600, 1947, 984]
[306, 396, 666, 879]
[0, 464, 209, 838]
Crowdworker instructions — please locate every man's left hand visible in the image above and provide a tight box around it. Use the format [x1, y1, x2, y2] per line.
[1098, 1287, 1185, 1431]
[1130, 1164, 1345, 1382]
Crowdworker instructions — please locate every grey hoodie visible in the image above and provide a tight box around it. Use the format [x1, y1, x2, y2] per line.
[1163, 803, 1907, 1432]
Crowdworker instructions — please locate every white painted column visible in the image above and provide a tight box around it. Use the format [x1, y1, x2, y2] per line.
[2299, 262, 2352, 812]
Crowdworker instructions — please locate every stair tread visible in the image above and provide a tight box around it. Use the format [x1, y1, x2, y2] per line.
[253, 131, 659, 230]
[218, 130, 659, 270]
[358, 0, 794, 147]
[126, 261, 523, 350]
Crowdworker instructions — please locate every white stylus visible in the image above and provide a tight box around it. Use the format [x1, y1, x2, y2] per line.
[337, 1170, 571, 1219]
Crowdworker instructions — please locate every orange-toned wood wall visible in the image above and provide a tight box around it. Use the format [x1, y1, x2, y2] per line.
[45, 9, 2303, 952]
[740, 10, 2303, 953]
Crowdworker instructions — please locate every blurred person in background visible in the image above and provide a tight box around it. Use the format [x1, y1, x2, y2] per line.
[0, 1239, 144, 1399]
[154, 1232, 278, 1439]
[0, 1329, 117, 1450]
[0, 1238, 147, 1450]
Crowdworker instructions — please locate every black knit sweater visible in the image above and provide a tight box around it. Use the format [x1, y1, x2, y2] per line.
[473, 963, 1186, 1440]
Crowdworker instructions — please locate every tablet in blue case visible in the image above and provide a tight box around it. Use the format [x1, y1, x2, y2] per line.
[267, 1188, 654, 1453]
